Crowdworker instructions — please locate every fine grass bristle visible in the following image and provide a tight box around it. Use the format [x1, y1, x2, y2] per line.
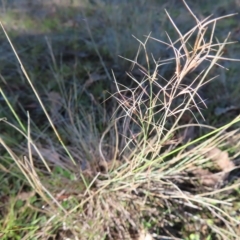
[1, 1, 240, 239]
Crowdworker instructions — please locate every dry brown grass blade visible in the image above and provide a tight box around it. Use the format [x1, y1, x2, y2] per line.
[0, 21, 76, 166]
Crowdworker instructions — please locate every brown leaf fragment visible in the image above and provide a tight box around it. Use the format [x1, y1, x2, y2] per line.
[84, 73, 105, 89]
[205, 147, 234, 172]
[192, 168, 226, 187]
[17, 191, 35, 201]
[31, 145, 64, 167]
[47, 91, 63, 123]
[193, 147, 235, 187]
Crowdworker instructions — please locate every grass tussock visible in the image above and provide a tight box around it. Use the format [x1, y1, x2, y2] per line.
[1, 1, 240, 239]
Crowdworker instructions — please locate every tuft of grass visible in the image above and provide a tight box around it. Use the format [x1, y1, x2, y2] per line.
[1, 1, 240, 239]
